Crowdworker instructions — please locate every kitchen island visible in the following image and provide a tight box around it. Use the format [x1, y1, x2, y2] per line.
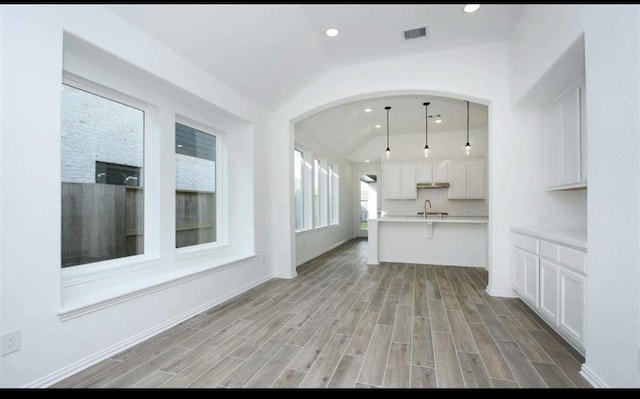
[367, 216, 488, 267]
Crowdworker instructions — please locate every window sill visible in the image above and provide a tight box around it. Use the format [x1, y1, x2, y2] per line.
[58, 252, 257, 321]
[296, 224, 339, 235]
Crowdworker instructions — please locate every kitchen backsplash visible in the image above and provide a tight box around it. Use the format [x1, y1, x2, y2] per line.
[382, 188, 488, 217]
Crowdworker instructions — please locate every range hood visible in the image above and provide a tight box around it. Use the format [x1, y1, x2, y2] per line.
[417, 182, 450, 189]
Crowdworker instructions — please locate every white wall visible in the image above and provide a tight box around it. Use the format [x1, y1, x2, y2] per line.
[383, 189, 488, 219]
[0, 6, 272, 387]
[294, 128, 355, 266]
[509, 5, 640, 387]
[269, 48, 511, 293]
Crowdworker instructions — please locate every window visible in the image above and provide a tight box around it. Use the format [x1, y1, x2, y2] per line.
[294, 149, 306, 231]
[61, 83, 144, 268]
[175, 122, 217, 248]
[314, 158, 328, 227]
[329, 164, 339, 225]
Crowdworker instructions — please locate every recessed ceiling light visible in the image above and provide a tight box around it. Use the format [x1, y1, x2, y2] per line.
[435, 119, 443, 124]
[365, 160, 371, 163]
[463, 4, 480, 13]
[177, 144, 183, 148]
[325, 28, 340, 37]
[375, 124, 381, 128]
[364, 108, 372, 113]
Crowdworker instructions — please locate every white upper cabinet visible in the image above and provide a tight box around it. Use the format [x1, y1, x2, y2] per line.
[400, 163, 417, 199]
[433, 160, 449, 182]
[383, 161, 416, 200]
[416, 160, 448, 183]
[415, 161, 433, 183]
[448, 160, 485, 199]
[543, 82, 587, 190]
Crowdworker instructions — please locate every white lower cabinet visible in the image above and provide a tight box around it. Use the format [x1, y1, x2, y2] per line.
[539, 259, 559, 324]
[558, 267, 586, 345]
[512, 247, 539, 308]
[511, 229, 587, 355]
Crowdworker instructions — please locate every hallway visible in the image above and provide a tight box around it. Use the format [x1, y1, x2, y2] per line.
[54, 239, 590, 388]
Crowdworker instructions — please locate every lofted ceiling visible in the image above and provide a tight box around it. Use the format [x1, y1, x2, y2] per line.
[108, 4, 524, 110]
[295, 95, 488, 163]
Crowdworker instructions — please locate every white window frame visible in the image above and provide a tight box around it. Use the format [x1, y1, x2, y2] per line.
[294, 148, 309, 233]
[60, 73, 161, 286]
[329, 163, 339, 226]
[174, 115, 228, 255]
[314, 158, 328, 228]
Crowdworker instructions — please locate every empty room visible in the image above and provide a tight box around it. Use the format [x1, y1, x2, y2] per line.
[0, 4, 639, 388]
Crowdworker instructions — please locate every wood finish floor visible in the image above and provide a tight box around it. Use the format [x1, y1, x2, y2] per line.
[54, 239, 590, 388]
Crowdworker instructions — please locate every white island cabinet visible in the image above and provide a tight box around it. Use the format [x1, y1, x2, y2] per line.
[511, 226, 587, 354]
[368, 216, 488, 267]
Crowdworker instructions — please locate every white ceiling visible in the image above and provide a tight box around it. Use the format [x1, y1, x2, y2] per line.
[295, 95, 488, 163]
[109, 4, 524, 110]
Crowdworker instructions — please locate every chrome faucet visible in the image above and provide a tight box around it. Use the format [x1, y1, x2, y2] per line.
[424, 199, 431, 219]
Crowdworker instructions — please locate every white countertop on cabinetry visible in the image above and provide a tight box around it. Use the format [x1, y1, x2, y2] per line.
[511, 225, 587, 250]
[370, 216, 488, 224]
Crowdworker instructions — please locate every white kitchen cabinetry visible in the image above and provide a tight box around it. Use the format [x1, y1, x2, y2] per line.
[448, 160, 485, 199]
[511, 228, 587, 354]
[416, 161, 433, 183]
[416, 160, 448, 183]
[512, 239, 539, 308]
[543, 82, 587, 190]
[383, 162, 416, 200]
[558, 267, 586, 345]
[539, 259, 559, 324]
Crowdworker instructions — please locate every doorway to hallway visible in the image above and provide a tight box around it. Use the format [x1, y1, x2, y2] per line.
[356, 172, 380, 238]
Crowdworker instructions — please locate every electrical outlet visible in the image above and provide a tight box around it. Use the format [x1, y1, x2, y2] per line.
[538, 216, 549, 224]
[1, 329, 21, 356]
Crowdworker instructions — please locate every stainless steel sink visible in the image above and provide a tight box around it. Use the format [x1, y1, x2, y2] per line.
[416, 212, 448, 218]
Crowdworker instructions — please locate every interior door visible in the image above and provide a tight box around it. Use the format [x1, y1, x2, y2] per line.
[357, 172, 379, 238]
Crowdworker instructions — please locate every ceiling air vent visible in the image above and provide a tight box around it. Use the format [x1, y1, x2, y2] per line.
[403, 26, 428, 41]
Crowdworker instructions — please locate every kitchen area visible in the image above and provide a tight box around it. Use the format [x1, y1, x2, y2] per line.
[364, 98, 490, 269]
[368, 158, 489, 267]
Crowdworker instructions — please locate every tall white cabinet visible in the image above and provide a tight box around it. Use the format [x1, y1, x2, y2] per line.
[542, 82, 587, 190]
[511, 228, 587, 354]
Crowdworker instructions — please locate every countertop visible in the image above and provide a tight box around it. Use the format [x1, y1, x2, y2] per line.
[369, 216, 489, 224]
[511, 225, 587, 250]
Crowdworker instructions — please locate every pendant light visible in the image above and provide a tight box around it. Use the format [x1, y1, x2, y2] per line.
[385, 106, 391, 160]
[423, 102, 430, 158]
[465, 100, 471, 156]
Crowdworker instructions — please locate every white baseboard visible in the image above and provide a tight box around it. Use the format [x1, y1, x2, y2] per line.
[296, 237, 352, 267]
[273, 272, 297, 279]
[28, 274, 273, 388]
[485, 287, 519, 298]
[580, 364, 607, 388]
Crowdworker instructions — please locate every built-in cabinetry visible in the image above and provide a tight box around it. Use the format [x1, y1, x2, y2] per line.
[383, 162, 417, 199]
[448, 159, 485, 199]
[542, 81, 587, 190]
[416, 160, 448, 183]
[383, 159, 485, 200]
[511, 228, 587, 354]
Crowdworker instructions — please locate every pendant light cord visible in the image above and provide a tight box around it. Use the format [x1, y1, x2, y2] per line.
[385, 106, 391, 150]
[466, 100, 470, 144]
[423, 102, 430, 148]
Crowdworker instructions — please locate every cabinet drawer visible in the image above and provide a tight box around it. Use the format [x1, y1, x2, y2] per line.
[512, 233, 539, 255]
[540, 240, 586, 275]
[558, 245, 587, 275]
